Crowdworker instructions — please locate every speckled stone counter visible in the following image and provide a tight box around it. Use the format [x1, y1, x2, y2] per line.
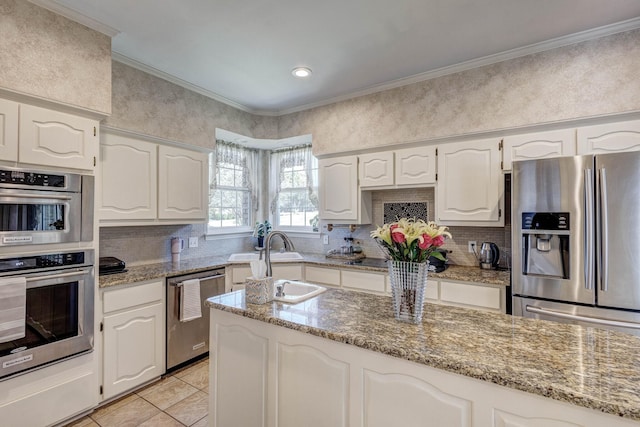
[98, 255, 230, 288]
[98, 253, 509, 288]
[207, 288, 640, 421]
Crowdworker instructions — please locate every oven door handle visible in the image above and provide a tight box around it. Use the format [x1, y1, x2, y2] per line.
[526, 305, 640, 329]
[4, 193, 73, 201]
[25, 269, 90, 282]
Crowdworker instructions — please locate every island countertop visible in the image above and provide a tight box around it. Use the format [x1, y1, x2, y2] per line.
[207, 288, 640, 422]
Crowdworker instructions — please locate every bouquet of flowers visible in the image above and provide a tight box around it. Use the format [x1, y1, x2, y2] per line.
[370, 218, 452, 263]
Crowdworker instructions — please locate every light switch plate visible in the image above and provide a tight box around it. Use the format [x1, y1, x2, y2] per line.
[323, 235, 329, 245]
[189, 237, 199, 248]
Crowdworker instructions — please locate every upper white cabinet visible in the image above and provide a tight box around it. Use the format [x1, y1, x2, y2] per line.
[19, 104, 98, 170]
[359, 151, 394, 187]
[0, 99, 19, 162]
[358, 146, 436, 188]
[319, 156, 371, 224]
[99, 131, 209, 225]
[100, 133, 158, 221]
[503, 129, 576, 171]
[395, 146, 436, 186]
[436, 138, 503, 226]
[158, 145, 208, 220]
[577, 119, 640, 154]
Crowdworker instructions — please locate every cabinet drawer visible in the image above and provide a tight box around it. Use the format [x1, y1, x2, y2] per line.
[103, 280, 164, 313]
[424, 279, 439, 301]
[341, 270, 385, 293]
[273, 265, 303, 281]
[440, 280, 501, 311]
[305, 266, 341, 286]
[231, 267, 253, 283]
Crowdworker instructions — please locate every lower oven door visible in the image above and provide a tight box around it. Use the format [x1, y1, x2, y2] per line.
[0, 266, 94, 380]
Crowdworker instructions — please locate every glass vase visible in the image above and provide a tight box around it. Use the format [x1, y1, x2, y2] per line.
[387, 260, 429, 323]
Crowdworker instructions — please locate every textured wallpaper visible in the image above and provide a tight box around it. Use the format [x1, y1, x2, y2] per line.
[0, 0, 111, 114]
[106, 61, 278, 149]
[277, 29, 640, 156]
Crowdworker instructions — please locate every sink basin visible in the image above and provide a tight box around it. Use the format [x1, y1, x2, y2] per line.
[227, 252, 304, 263]
[272, 280, 326, 303]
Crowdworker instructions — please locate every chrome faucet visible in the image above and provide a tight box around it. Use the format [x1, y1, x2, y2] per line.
[264, 231, 296, 277]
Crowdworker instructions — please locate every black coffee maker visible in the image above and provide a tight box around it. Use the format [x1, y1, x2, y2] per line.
[478, 242, 500, 270]
[428, 248, 449, 272]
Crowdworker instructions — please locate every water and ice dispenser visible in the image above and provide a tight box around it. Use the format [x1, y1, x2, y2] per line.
[521, 212, 570, 279]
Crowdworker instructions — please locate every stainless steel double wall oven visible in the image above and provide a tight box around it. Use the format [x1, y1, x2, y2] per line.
[0, 167, 95, 380]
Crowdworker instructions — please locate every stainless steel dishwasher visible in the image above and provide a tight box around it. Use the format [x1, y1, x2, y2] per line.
[166, 268, 225, 371]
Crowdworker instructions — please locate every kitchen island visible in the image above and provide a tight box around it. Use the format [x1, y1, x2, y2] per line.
[207, 288, 640, 427]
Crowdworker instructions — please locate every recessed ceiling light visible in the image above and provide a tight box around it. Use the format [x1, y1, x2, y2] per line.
[291, 67, 312, 78]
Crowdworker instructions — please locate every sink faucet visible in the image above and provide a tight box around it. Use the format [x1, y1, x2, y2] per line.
[264, 231, 296, 277]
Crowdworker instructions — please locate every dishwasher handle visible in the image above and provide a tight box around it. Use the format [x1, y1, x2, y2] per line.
[169, 272, 225, 287]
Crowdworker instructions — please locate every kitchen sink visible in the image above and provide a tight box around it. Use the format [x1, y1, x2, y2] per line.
[227, 252, 304, 263]
[272, 280, 327, 303]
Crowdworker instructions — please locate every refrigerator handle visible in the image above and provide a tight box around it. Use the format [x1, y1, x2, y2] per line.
[599, 167, 609, 292]
[584, 168, 595, 291]
[526, 305, 640, 330]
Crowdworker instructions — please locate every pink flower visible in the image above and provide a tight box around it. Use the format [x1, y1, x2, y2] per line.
[432, 235, 445, 247]
[390, 225, 406, 243]
[418, 234, 432, 249]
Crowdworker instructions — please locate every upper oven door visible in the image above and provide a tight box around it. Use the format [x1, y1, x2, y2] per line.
[0, 187, 81, 246]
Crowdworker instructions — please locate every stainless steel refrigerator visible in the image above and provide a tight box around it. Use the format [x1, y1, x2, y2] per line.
[512, 151, 640, 336]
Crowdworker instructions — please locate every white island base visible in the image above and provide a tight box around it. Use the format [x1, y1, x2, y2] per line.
[209, 309, 637, 427]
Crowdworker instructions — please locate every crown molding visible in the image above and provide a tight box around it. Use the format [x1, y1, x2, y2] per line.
[28, 0, 120, 37]
[276, 17, 640, 116]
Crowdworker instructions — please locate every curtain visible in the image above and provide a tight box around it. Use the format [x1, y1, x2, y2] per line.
[212, 139, 259, 214]
[269, 144, 318, 217]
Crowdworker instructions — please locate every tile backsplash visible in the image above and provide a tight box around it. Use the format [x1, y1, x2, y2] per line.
[100, 187, 511, 268]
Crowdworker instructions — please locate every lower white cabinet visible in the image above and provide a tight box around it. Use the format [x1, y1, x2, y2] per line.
[439, 280, 504, 313]
[101, 280, 165, 400]
[304, 265, 341, 287]
[341, 269, 386, 294]
[210, 310, 633, 427]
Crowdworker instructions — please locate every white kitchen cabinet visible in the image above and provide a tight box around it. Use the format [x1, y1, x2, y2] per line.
[395, 146, 437, 186]
[18, 104, 99, 170]
[158, 145, 208, 220]
[211, 310, 629, 427]
[0, 98, 19, 162]
[99, 130, 209, 225]
[577, 119, 640, 154]
[341, 269, 386, 294]
[436, 138, 503, 226]
[439, 280, 504, 313]
[359, 151, 394, 187]
[100, 133, 158, 221]
[304, 265, 341, 287]
[319, 156, 372, 224]
[102, 280, 165, 400]
[503, 129, 576, 170]
[358, 146, 436, 189]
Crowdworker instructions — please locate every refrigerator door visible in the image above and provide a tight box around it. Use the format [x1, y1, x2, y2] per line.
[596, 151, 640, 310]
[512, 155, 595, 305]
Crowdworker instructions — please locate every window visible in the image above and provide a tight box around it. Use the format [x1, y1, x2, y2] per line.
[209, 141, 258, 230]
[271, 145, 319, 231]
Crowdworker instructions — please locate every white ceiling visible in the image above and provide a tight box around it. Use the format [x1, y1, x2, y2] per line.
[39, 0, 640, 115]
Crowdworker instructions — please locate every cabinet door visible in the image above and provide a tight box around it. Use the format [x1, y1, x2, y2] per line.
[395, 146, 436, 185]
[577, 119, 640, 154]
[0, 98, 19, 162]
[100, 133, 158, 221]
[18, 104, 98, 170]
[503, 129, 576, 171]
[436, 138, 503, 225]
[439, 280, 504, 313]
[158, 145, 209, 220]
[103, 301, 164, 399]
[359, 152, 394, 188]
[341, 270, 386, 293]
[318, 156, 360, 222]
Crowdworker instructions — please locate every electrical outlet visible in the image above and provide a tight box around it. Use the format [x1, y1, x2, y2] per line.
[323, 234, 329, 245]
[189, 237, 198, 248]
[468, 241, 476, 253]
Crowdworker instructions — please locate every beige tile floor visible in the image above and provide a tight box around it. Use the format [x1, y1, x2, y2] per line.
[66, 358, 209, 427]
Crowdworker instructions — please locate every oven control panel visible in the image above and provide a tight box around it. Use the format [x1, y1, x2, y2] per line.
[0, 169, 65, 187]
[0, 252, 87, 274]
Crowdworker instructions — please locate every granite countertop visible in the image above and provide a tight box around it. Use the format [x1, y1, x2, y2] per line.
[207, 288, 640, 421]
[98, 253, 510, 288]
